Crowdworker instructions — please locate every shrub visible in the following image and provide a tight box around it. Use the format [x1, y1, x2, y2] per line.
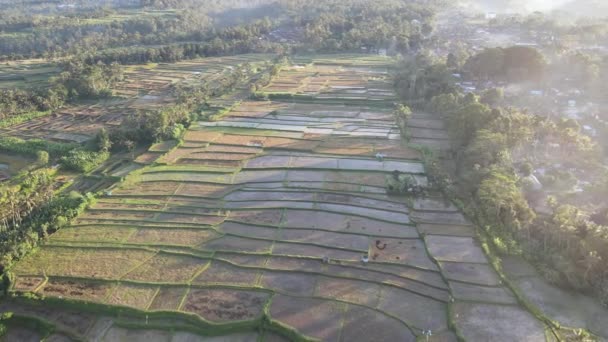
[0, 137, 78, 158]
[36, 151, 49, 166]
[1, 272, 14, 295]
[60, 150, 110, 173]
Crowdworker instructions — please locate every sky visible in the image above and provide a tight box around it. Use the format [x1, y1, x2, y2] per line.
[520, 0, 570, 12]
[465, 0, 574, 14]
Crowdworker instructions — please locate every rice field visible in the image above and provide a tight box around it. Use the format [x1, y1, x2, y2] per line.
[6, 55, 551, 341]
[0, 54, 272, 143]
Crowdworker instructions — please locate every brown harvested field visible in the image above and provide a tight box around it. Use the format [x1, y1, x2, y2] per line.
[205, 144, 263, 154]
[12, 247, 156, 279]
[107, 283, 158, 310]
[193, 260, 260, 286]
[93, 201, 165, 211]
[228, 209, 284, 226]
[124, 253, 208, 282]
[5, 55, 540, 342]
[199, 236, 273, 253]
[12, 276, 45, 292]
[149, 140, 178, 152]
[215, 253, 269, 267]
[156, 147, 206, 163]
[149, 287, 188, 311]
[263, 137, 321, 151]
[39, 279, 113, 303]
[185, 152, 254, 161]
[183, 289, 269, 322]
[214, 134, 267, 146]
[176, 158, 243, 168]
[127, 228, 220, 246]
[134, 152, 162, 164]
[155, 213, 226, 225]
[113, 181, 181, 196]
[183, 131, 223, 142]
[79, 210, 156, 222]
[175, 183, 235, 197]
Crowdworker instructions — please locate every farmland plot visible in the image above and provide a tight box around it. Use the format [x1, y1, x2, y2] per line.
[7, 55, 548, 341]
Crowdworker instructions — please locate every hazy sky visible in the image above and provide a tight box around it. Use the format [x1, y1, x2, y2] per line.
[466, 0, 575, 14]
[523, 0, 570, 12]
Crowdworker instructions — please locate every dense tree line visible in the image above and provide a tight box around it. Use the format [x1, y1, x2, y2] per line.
[82, 19, 277, 65]
[0, 88, 64, 119]
[0, 0, 444, 60]
[0, 59, 123, 124]
[0, 169, 95, 272]
[463, 46, 547, 82]
[0, 0, 280, 59]
[52, 59, 124, 99]
[288, 0, 439, 53]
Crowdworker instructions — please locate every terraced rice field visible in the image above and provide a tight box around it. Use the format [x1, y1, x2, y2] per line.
[0, 54, 270, 143]
[7, 55, 551, 341]
[0, 59, 59, 89]
[261, 57, 395, 106]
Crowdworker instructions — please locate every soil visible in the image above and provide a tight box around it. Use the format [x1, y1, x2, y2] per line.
[13, 276, 45, 292]
[40, 279, 112, 303]
[183, 289, 268, 322]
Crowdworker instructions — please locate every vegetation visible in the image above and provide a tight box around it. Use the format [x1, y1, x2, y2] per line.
[398, 53, 608, 306]
[0, 137, 78, 159]
[0, 169, 95, 271]
[0, 0, 442, 62]
[464, 46, 546, 82]
[60, 150, 110, 173]
[52, 60, 124, 99]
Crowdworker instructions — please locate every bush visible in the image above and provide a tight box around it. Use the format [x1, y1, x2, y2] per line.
[60, 150, 110, 173]
[36, 151, 49, 166]
[0, 137, 77, 158]
[0, 111, 51, 129]
[1, 272, 14, 295]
